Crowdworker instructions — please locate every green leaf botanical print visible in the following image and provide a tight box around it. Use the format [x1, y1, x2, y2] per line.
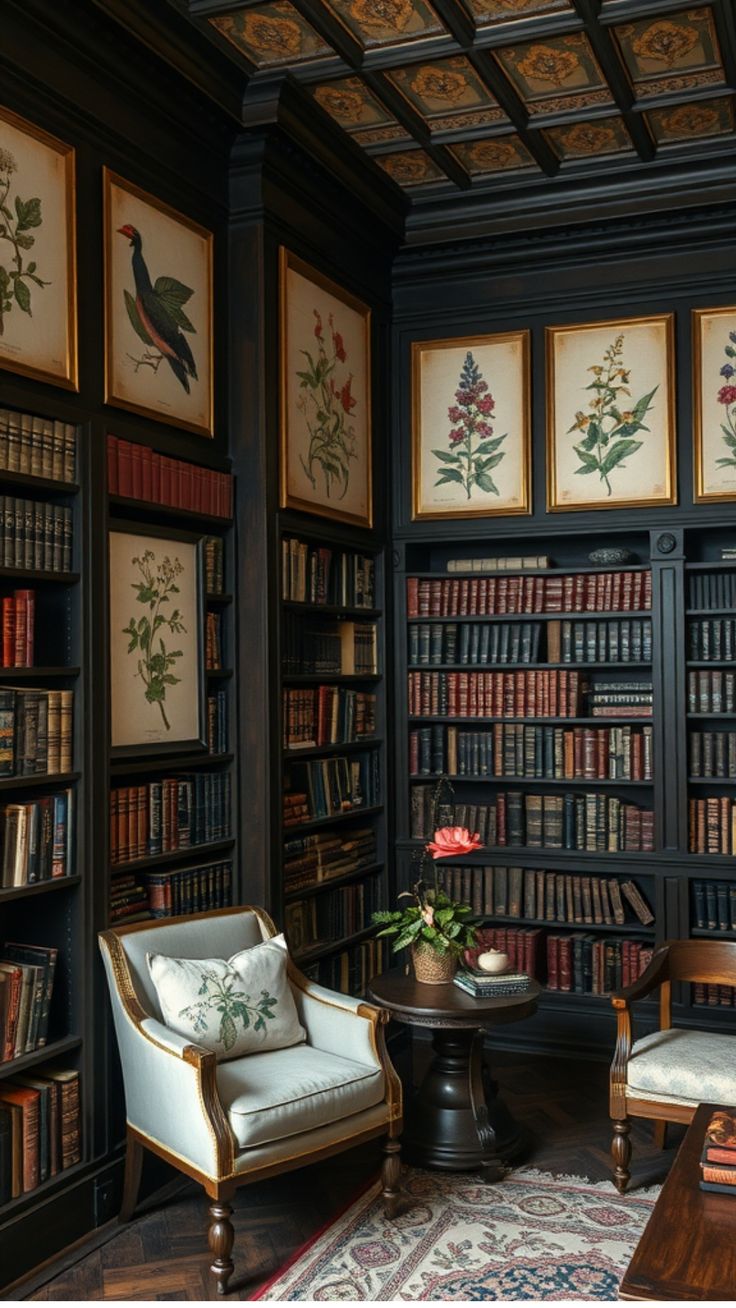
[122, 550, 187, 731]
[568, 334, 657, 497]
[435, 352, 507, 501]
[177, 969, 278, 1052]
[715, 331, 736, 471]
[296, 310, 357, 501]
[0, 145, 50, 336]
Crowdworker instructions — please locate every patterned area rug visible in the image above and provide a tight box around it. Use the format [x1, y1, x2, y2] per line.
[254, 1166, 659, 1301]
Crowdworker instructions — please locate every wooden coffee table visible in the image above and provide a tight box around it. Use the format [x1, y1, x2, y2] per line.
[367, 967, 540, 1182]
[619, 1101, 736, 1301]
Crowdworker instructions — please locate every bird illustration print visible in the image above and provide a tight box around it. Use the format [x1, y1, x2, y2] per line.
[117, 224, 198, 393]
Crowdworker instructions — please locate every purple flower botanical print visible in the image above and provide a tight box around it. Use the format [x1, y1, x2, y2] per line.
[434, 351, 507, 499]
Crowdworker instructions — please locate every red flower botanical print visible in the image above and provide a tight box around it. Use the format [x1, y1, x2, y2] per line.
[715, 334, 736, 474]
[296, 309, 358, 500]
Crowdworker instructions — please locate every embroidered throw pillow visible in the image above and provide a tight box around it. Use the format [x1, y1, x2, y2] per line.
[146, 933, 306, 1062]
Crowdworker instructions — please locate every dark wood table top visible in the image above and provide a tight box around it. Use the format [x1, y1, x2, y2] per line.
[367, 967, 541, 1029]
[619, 1101, 736, 1301]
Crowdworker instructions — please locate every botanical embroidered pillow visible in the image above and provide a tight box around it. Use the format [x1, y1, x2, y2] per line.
[146, 933, 306, 1061]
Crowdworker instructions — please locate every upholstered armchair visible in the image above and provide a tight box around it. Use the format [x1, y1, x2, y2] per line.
[99, 906, 403, 1295]
[610, 938, 736, 1192]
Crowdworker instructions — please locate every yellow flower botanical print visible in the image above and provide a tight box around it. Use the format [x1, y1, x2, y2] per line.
[516, 42, 580, 86]
[410, 66, 468, 105]
[631, 20, 699, 69]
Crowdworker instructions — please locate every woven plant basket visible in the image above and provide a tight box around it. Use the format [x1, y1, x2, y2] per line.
[411, 942, 457, 985]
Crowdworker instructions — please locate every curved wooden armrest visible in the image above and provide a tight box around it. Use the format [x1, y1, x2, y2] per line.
[611, 944, 670, 1010]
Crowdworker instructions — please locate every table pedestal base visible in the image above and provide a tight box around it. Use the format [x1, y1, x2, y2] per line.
[402, 1029, 528, 1181]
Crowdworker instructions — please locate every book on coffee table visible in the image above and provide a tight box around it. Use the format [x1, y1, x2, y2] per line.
[453, 970, 531, 999]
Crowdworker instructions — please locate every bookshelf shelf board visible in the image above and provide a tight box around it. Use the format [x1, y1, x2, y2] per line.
[687, 713, 736, 720]
[408, 564, 652, 581]
[400, 841, 661, 874]
[410, 774, 652, 787]
[687, 661, 736, 668]
[0, 1035, 82, 1083]
[686, 561, 736, 571]
[408, 662, 652, 673]
[108, 494, 232, 528]
[283, 738, 383, 760]
[110, 838, 235, 874]
[293, 924, 376, 966]
[205, 668, 233, 679]
[686, 608, 736, 617]
[283, 601, 382, 619]
[0, 771, 80, 792]
[0, 1157, 87, 1221]
[687, 852, 736, 865]
[0, 568, 79, 584]
[0, 875, 81, 904]
[0, 667, 80, 679]
[110, 752, 233, 778]
[691, 927, 736, 939]
[205, 593, 233, 605]
[283, 804, 383, 835]
[471, 913, 654, 936]
[688, 776, 736, 785]
[282, 673, 381, 685]
[408, 715, 653, 727]
[407, 611, 652, 625]
[284, 861, 385, 903]
[0, 471, 79, 495]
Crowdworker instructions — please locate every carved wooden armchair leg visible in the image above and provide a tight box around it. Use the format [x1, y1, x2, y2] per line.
[612, 1119, 632, 1194]
[208, 1187, 236, 1296]
[653, 1119, 667, 1150]
[119, 1128, 144, 1223]
[381, 1135, 403, 1218]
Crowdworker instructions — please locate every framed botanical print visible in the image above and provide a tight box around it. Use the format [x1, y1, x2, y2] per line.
[109, 525, 205, 754]
[693, 306, 736, 502]
[412, 331, 531, 520]
[546, 314, 676, 511]
[279, 247, 372, 528]
[0, 106, 77, 389]
[103, 169, 214, 437]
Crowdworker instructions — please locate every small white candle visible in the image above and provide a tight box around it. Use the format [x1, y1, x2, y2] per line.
[476, 949, 509, 974]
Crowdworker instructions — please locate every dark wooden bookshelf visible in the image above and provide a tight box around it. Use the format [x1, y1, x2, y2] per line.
[0, 471, 79, 495]
[110, 752, 234, 778]
[283, 600, 382, 618]
[0, 875, 81, 904]
[0, 667, 80, 679]
[293, 923, 377, 967]
[407, 662, 652, 672]
[110, 837, 235, 874]
[205, 592, 233, 605]
[283, 803, 384, 834]
[410, 774, 652, 787]
[407, 610, 652, 624]
[408, 715, 653, 726]
[284, 861, 385, 903]
[283, 737, 383, 760]
[0, 569, 79, 584]
[282, 673, 382, 685]
[0, 771, 80, 791]
[691, 928, 736, 939]
[108, 493, 232, 529]
[470, 914, 654, 938]
[0, 1036, 83, 1082]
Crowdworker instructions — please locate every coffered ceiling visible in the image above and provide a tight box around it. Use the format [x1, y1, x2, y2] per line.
[183, 0, 735, 210]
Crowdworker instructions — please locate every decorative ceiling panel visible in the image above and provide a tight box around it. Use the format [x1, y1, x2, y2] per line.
[493, 33, 613, 116]
[386, 56, 506, 128]
[646, 93, 735, 144]
[320, 0, 446, 49]
[451, 133, 536, 174]
[612, 7, 725, 99]
[374, 148, 447, 184]
[545, 114, 633, 160]
[210, 3, 333, 67]
[312, 77, 395, 129]
[464, 0, 573, 29]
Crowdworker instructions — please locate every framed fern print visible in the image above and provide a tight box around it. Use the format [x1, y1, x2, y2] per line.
[103, 169, 214, 437]
[108, 524, 205, 755]
[693, 306, 736, 502]
[411, 331, 531, 520]
[279, 247, 372, 528]
[546, 314, 676, 511]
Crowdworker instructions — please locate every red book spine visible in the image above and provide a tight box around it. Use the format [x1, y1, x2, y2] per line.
[152, 452, 162, 504]
[181, 461, 192, 511]
[106, 435, 118, 494]
[13, 591, 26, 666]
[407, 579, 418, 618]
[160, 456, 172, 507]
[118, 439, 133, 497]
[558, 936, 573, 991]
[141, 446, 153, 503]
[2, 598, 14, 668]
[546, 935, 559, 990]
[130, 442, 143, 500]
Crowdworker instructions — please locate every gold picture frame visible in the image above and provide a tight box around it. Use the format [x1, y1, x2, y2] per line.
[411, 330, 531, 520]
[693, 306, 736, 503]
[0, 105, 77, 390]
[103, 169, 214, 438]
[279, 247, 373, 528]
[546, 313, 676, 512]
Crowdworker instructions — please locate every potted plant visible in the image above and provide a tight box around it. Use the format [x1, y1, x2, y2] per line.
[373, 824, 482, 984]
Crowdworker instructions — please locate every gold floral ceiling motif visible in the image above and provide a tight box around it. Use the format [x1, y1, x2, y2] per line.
[322, 0, 445, 48]
[495, 33, 610, 111]
[387, 56, 502, 124]
[647, 94, 735, 144]
[210, 2, 332, 66]
[464, 0, 572, 26]
[614, 8, 724, 97]
[452, 133, 534, 174]
[374, 148, 445, 185]
[545, 115, 632, 160]
[312, 78, 394, 130]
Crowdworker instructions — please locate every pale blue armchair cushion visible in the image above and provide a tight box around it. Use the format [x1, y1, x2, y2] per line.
[147, 933, 305, 1061]
[217, 1044, 385, 1149]
[626, 1028, 736, 1106]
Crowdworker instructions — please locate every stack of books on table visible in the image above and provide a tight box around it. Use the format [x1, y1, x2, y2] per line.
[453, 969, 531, 999]
[700, 1108, 736, 1195]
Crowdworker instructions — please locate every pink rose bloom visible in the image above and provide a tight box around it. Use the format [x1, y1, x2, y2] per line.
[426, 826, 483, 859]
[718, 385, 736, 406]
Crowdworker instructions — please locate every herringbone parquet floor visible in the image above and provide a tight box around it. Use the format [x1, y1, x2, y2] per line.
[27, 1049, 683, 1302]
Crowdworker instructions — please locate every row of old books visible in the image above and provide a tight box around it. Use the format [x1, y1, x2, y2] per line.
[106, 436, 233, 519]
[0, 689, 74, 777]
[546, 934, 653, 994]
[304, 937, 387, 997]
[0, 590, 34, 668]
[693, 984, 736, 1006]
[0, 409, 77, 483]
[0, 499, 72, 574]
[205, 611, 222, 671]
[283, 687, 377, 750]
[411, 723, 653, 781]
[109, 773, 232, 865]
[692, 880, 736, 931]
[408, 619, 652, 668]
[407, 669, 584, 718]
[0, 1069, 80, 1202]
[1, 790, 74, 887]
[435, 865, 654, 926]
[688, 619, 736, 661]
[203, 536, 225, 594]
[447, 556, 551, 574]
[690, 731, 736, 778]
[286, 876, 383, 957]
[0, 943, 57, 1063]
[283, 826, 377, 894]
[283, 614, 377, 676]
[688, 797, 736, 855]
[699, 1108, 736, 1195]
[407, 571, 652, 618]
[410, 787, 655, 851]
[472, 925, 542, 978]
[109, 858, 234, 925]
[688, 572, 736, 611]
[206, 690, 228, 755]
[284, 753, 380, 826]
[687, 670, 736, 713]
[282, 537, 375, 609]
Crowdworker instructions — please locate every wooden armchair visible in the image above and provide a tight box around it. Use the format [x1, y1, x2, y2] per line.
[99, 906, 403, 1294]
[610, 938, 736, 1192]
